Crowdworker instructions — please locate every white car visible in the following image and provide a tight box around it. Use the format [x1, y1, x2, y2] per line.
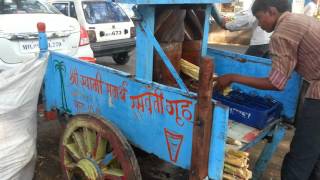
[0, 0, 94, 70]
[51, 0, 136, 65]
[118, 3, 136, 19]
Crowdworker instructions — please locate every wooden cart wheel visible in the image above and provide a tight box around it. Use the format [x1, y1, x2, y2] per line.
[60, 114, 142, 180]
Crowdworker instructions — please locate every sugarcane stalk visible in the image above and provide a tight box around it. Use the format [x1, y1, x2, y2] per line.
[180, 58, 200, 80]
[224, 163, 246, 178]
[225, 154, 248, 168]
[226, 149, 249, 159]
[223, 172, 239, 180]
[180, 58, 218, 81]
[223, 163, 252, 180]
[226, 137, 242, 146]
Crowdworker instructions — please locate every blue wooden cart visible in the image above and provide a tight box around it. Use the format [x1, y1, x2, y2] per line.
[40, 0, 302, 179]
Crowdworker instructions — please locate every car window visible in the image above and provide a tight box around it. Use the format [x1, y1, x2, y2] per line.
[0, 0, 60, 14]
[82, 1, 130, 24]
[69, 2, 77, 19]
[52, 2, 77, 19]
[52, 2, 68, 16]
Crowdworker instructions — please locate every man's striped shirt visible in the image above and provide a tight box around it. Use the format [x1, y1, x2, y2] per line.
[269, 12, 320, 99]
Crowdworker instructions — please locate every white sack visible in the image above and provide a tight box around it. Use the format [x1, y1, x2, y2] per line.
[0, 54, 48, 180]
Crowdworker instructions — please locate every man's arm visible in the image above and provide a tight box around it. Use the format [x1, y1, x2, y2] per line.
[214, 74, 279, 91]
[224, 11, 257, 31]
[213, 8, 257, 31]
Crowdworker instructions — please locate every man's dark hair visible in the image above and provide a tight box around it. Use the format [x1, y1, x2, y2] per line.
[251, 0, 290, 15]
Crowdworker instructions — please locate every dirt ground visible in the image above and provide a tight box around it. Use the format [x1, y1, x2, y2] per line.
[34, 112, 293, 180]
[34, 116, 188, 180]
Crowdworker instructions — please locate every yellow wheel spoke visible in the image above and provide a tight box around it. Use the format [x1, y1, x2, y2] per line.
[101, 167, 124, 177]
[94, 134, 107, 161]
[65, 162, 76, 170]
[76, 159, 99, 179]
[65, 143, 82, 161]
[83, 127, 96, 157]
[64, 152, 73, 164]
[72, 131, 86, 158]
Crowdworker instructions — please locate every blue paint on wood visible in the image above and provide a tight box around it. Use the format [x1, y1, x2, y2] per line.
[208, 103, 229, 179]
[112, 0, 230, 5]
[44, 52, 197, 169]
[135, 5, 155, 81]
[101, 152, 114, 165]
[138, 15, 189, 93]
[207, 48, 302, 121]
[38, 31, 48, 58]
[252, 125, 286, 180]
[201, 5, 212, 56]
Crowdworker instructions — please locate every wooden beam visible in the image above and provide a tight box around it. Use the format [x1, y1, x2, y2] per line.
[190, 56, 215, 180]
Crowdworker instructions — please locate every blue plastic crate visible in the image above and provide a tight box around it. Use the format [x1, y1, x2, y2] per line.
[213, 90, 283, 129]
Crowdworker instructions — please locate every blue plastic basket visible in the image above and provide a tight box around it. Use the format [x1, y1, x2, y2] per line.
[213, 90, 283, 129]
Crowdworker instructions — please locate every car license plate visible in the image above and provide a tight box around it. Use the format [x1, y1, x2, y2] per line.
[19, 38, 65, 53]
[105, 30, 122, 36]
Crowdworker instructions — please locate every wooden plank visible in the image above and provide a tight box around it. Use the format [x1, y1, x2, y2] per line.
[190, 57, 214, 179]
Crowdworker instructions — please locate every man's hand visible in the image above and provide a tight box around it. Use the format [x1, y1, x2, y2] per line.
[213, 74, 235, 91]
[221, 17, 227, 30]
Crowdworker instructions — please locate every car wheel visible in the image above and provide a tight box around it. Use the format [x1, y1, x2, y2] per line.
[112, 52, 130, 65]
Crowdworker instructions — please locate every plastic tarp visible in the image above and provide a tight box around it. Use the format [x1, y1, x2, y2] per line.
[0, 54, 48, 180]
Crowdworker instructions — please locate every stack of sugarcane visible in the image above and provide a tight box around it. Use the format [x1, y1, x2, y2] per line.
[180, 58, 218, 87]
[180, 58, 201, 80]
[180, 58, 232, 95]
[223, 149, 252, 180]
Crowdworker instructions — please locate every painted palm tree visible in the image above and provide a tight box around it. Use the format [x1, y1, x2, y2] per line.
[54, 60, 71, 113]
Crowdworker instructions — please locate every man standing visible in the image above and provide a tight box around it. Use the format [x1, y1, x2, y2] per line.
[214, 0, 320, 179]
[221, 4, 272, 58]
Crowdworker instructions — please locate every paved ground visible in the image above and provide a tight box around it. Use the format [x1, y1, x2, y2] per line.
[34, 45, 295, 180]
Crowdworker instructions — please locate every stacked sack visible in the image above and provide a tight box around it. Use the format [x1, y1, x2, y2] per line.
[0, 54, 48, 180]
